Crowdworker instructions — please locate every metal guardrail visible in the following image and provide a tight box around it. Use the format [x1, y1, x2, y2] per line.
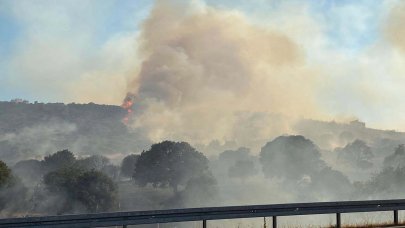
[1, 199, 405, 228]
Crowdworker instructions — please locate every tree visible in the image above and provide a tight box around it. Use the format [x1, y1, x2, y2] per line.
[42, 149, 76, 173]
[101, 164, 120, 181]
[44, 167, 117, 214]
[12, 159, 42, 185]
[384, 144, 405, 168]
[309, 167, 352, 200]
[0, 160, 27, 213]
[354, 166, 405, 199]
[228, 160, 257, 180]
[0, 161, 12, 188]
[75, 170, 117, 212]
[133, 141, 210, 192]
[120, 154, 139, 178]
[260, 135, 325, 180]
[76, 155, 110, 171]
[74, 155, 119, 180]
[218, 147, 251, 165]
[214, 147, 258, 180]
[336, 140, 374, 169]
[165, 173, 218, 208]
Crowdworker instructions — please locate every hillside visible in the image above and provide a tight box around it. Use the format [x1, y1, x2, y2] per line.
[1, 100, 405, 166]
[0, 101, 149, 164]
[295, 119, 405, 158]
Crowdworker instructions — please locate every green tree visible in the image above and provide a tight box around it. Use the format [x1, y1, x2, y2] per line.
[75, 170, 117, 212]
[0, 160, 27, 213]
[12, 159, 42, 185]
[383, 144, 405, 168]
[354, 166, 405, 199]
[42, 149, 76, 173]
[228, 160, 257, 180]
[134, 141, 210, 192]
[260, 135, 325, 180]
[120, 154, 139, 178]
[166, 173, 218, 208]
[44, 167, 117, 214]
[76, 155, 110, 171]
[336, 139, 374, 169]
[0, 161, 11, 188]
[101, 164, 120, 181]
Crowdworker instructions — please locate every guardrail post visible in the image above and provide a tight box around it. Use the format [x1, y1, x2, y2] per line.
[123, 225, 127, 228]
[203, 220, 207, 228]
[394, 210, 399, 225]
[272, 216, 277, 228]
[336, 213, 341, 228]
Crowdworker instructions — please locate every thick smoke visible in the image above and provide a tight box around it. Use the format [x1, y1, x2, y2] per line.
[126, 0, 323, 149]
[5, 0, 405, 145]
[385, 1, 405, 53]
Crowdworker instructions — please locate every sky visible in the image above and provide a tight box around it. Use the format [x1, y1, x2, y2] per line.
[0, 0, 404, 132]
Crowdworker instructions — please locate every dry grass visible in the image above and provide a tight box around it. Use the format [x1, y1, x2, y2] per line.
[325, 221, 405, 228]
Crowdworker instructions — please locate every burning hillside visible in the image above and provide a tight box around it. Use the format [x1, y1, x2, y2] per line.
[121, 94, 135, 125]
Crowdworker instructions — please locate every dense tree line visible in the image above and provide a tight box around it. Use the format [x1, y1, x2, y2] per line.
[1, 140, 217, 216]
[1, 137, 405, 218]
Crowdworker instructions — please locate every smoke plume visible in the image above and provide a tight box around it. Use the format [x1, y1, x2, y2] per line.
[126, 0, 323, 148]
[385, 1, 405, 53]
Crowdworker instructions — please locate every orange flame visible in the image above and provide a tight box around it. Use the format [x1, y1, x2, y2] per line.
[121, 95, 135, 125]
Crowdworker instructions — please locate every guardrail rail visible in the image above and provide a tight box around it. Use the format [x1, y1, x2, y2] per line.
[1, 199, 405, 228]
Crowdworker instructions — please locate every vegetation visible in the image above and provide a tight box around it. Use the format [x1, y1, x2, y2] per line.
[12, 159, 42, 185]
[260, 135, 325, 180]
[0, 101, 126, 136]
[383, 144, 405, 168]
[0, 108, 404, 223]
[354, 166, 405, 199]
[0, 161, 12, 188]
[0, 101, 150, 165]
[120, 154, 139, 178]
[76, 155, 110, 171]
[170, 172, 218, 207]
[335, 140, 374, 169]
[228, 159, 257, 180]
[0, 160, 27, 213]
[218, 147, 251, 164]
[134, 141, 210, 193]
[44, 167, 117, 213]
[42, 149, 76, 173]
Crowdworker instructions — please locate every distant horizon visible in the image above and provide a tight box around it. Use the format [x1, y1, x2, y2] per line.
[2, 98, 404, 134]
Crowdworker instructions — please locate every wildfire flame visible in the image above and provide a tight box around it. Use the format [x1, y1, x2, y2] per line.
[121, 94, 135, 125]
